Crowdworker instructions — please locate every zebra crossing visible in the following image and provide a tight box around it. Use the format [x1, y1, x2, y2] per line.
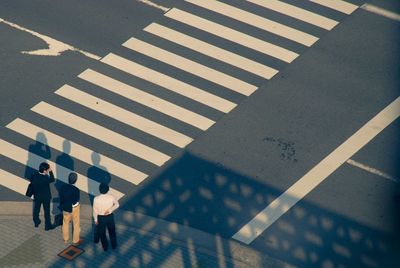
[0, 0, 359, 201]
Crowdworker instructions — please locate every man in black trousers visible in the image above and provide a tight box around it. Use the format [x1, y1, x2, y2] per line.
[93, 183, 119, 251]
[30, 162, 55, 230]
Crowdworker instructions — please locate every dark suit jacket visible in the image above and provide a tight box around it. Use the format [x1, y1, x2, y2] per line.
[30, 171, 55, 200]
[59, 184, 80, 213]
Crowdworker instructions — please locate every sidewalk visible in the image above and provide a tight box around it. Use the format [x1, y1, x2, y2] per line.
[0, 202, 293, 268]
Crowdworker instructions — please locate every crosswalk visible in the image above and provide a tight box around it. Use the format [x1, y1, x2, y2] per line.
[0, 0, 360, 202]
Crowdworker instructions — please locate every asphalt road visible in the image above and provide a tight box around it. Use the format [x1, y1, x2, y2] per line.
[1, 0, 399, 267]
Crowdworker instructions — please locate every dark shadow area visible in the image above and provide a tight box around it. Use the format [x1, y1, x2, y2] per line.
[53, 139, 75, 215]
[47, 152, 400, 267]
[87, 152, 112, 206]
[24, 132, 51, 180]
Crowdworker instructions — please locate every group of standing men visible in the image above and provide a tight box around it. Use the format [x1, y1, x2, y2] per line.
[28, 162, 119, 251]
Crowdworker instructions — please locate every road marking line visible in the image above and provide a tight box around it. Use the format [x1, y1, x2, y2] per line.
[309, 0, 358, 15]
[136, 0, 170, 12]
[0, 139, 125, 200]
[144, 23, 279, 79]
[185, 0, 318, 47]
[0, 18, 101, 60]
[0, 169, 30, 196]
[233, 97, 400, 244]
[101, 53, 237, 112]
[164, 8, 299, 63]
[247, 0, 338, 30]
[78, 69, 215, 130]
[31, 102, 170, 167]
[6, 118, 148, 185]
[123, 37, 257, 96]
[55, 84, 193, 148]
[346, 159, 399, 183]
[361, 4, 400, 22]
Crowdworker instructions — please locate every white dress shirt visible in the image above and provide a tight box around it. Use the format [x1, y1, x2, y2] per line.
[93, 193, 119, 222]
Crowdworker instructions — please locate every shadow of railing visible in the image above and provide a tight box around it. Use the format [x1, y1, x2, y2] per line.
[44, 151, 400, 267]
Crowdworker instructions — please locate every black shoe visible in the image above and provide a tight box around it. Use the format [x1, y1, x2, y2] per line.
[45, 225, 55, 231]
[34, 220, 41, 228]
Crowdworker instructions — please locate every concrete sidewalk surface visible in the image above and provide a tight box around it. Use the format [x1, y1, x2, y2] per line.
[0, 201, 293, 267]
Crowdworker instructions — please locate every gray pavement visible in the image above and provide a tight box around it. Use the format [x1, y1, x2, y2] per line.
[0, 202, 292, 268]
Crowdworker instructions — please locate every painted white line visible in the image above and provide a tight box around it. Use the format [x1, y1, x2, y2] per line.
[144, 23, 278, 79]
[0, 169, 30, 196]
[0, 139, 125, 200]
[55, 84, 193, 148]
[185, 0, 318, 47]
[136, 0, 170, 12]
[233, 97, 400, 244]
[247, 0, 338, 30]
[309, 0, 358, 15]
[0, 18, 101, 60]
[31, 102, 170, 167]
[165, 8, 299, 63]
[361, 4, 400, 22]
[78, 69, 215, 130]
[347, 159, 399, 183]
[123, 38, 257, 96]
[6, 118, 148, 185]
[101, 53, 237, 112]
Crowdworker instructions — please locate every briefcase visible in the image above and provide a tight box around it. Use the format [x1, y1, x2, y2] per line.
[54, 213, 63, 226]
[25, 183, 33, 197]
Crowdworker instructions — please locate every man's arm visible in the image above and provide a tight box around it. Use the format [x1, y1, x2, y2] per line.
[72, 187, 80, 206]
[105, 195, 119, 215]
[93, 198, 99, 224]
[48, 170, 55, 183]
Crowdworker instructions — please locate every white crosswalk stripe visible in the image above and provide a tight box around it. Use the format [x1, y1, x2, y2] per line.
[123, 37, 257, 96]
[309, 0, 358, 15]
[6, 118, 148, 185]
[165, 8, 299, 63]
[101, 53, 237, 113]
[0, 139, 125, 200]
[31, 102, 171, 167]
[185, 0, 318, 47]
[247, 0, 338, 30]
[0, 168, 30, 196]
[78, 69, 215, 130]
[55, 84, 193, 148]
[144, 23, 279, 79]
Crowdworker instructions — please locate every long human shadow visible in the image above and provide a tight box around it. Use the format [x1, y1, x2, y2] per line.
[24, 132, 51, 180]
[87, 152, 112, 206]
[47, 152, 400, 267]
[54, 139, 75, 215]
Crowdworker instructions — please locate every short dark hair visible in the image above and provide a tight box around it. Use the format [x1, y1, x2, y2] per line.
[39, 162, 50, 173]
[99, 183, 109, 194]
[68, 172, 78, 184]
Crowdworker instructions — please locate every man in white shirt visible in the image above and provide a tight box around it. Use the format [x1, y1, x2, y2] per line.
[93, 183, 119, 251]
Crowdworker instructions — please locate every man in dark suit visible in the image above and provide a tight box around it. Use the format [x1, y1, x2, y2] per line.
[60, 172, 82, 245]
[30, 162, 55, 230]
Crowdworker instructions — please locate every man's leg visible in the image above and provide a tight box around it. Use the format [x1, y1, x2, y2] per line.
[43, 199, 52, 229]
[62, 211, 72, 243]
[98, 216, 109, 251]
[107, 214, 117, 249]
[72, 205, 81, 244]
[32, 199, 42, 227]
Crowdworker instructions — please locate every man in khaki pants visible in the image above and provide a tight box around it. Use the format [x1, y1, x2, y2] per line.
[60, 172, 82, 245]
